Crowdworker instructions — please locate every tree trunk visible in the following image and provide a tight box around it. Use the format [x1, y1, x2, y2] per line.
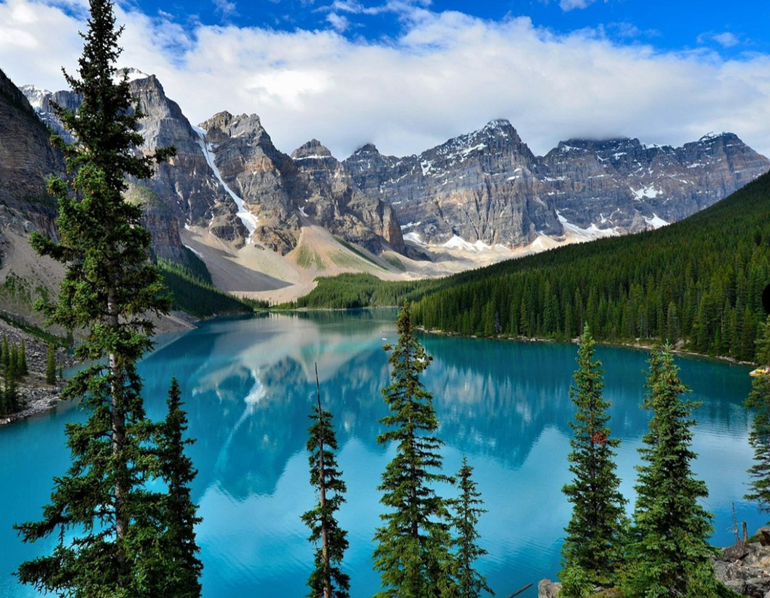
[316, 364, 331, 598]
[108, 283, 126, 564]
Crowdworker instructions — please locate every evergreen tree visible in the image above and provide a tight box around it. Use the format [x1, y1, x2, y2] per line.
[9, 345, 18, 380]
[19, 340, 28, 376]
[451, 457, 493, 598]
[301, 364, 350, 598]
[46, 344, 57, 386]
[14, 0, 175, 594]
[561, 325, 626, 592]
[373, 303, 455, 598]
[0, 334, 6, 372]
[3, 367, 19, 414]
[626, 346, 728, 597]
[152, 378, 203, 598]
[745, 316, 770, 513]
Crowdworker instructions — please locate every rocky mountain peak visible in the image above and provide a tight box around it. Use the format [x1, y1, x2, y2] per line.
[291, 139, 334, 161]
[121, 67, 150, 82]
[200, 111, 265, 145]
[353, 143, 380, 156]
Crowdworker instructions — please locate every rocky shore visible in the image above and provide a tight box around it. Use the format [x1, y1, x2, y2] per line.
[537, 539, 770, 598]
[0, 318, 72, 426]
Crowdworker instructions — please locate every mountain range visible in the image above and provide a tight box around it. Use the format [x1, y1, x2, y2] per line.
[1, 66, 768, 307]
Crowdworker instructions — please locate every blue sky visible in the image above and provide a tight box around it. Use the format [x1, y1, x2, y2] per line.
[133, 0, 770, 58]
[2, 0, 770, 158]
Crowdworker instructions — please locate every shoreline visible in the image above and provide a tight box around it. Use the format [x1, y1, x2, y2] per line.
[413, 326, 757, 368]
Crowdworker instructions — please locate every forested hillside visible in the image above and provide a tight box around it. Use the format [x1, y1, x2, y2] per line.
[292, 172, 770, 362]
[411, 172, 770, 361]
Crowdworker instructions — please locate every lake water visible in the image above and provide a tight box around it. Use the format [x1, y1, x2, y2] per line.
[0, 310, 762, 597]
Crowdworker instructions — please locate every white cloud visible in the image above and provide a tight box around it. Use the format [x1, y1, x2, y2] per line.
[213, 0, 237, 17]
[1, 0, 770, 162]
[559, 0, 599, 11]
[326, 12, 350, 33]
[698, 31, 741, 48]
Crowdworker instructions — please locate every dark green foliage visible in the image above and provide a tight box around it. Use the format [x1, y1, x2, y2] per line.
[301, 366, 350, 598]
[745, 316, 770, 514]
[1, 334, 7, 371]
[19, 340, 28, 376]
[409, 173, 770, 361]
[14, 0, 179, 595]
[152, 378, 203, 598]
[625, 346, 728, 597]
[561, 325, 626, 591]
[285, 274, 433, 310]
[0, 311, 69, 347]
[450, 457, 493, 598]
[295, 174, 770, 362]
[158, 259, 261, 317]
[46, 343, 56, 385]
[1, 359, 19, 415]
[373, 303, 455, 598]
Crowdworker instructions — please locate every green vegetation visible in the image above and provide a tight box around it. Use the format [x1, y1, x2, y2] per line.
[625, 346, 731, 597]
[14, 1, 202, 596]
[450, 458, 493, 598]
[745, 316, 770, 513]
[153, 378, 203, 598]
[158, 259, 263, 317]
[0, 310, 69, 346]
[0, 335, 25, 415]
[284, 274, 432, 309]
[560, 325, 626, 593]
[373, 303, 455, 598]
[411, 172, 770, 361]
[45, 343, 57, 385]
[301, 367, 350, 598]
[291, 172, 770, 363]
[297, 245, 326, 270]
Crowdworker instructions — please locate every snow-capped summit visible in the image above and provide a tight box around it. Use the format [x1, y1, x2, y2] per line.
[19, 85, 52, 111]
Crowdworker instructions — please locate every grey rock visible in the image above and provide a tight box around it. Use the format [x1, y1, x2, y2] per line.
[538, 579, 562, 598]
[345, 120, 770, 247]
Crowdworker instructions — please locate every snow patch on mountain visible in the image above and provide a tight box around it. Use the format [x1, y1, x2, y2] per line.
[631, 186, 662, 200]
[192, 126, 259, 241]
[644, 213, 669, 229]
[558, 212, 620, 241]
[442, 235, 493, 252]
[19, 85, 51, 110]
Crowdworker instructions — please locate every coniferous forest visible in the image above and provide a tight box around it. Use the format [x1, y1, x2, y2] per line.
[7, 0, 770, 597]
[292, 173, 770, 364]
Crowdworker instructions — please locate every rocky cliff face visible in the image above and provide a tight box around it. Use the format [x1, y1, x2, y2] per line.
[345, 120, 562, 247]
[199, 113, 404, 254]
[0, 69, 62, 245]
[19, 74, 770, 259]
[128, 76, 247, 245]
[290, 139, 405, 254]
[345, 120, 770, 247]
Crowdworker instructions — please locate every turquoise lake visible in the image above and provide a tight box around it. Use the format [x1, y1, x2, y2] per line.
[0, 310, 763, 597]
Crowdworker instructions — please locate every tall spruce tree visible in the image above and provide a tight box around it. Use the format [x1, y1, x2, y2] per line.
[451, 457, 493, 598]
[560, 325, 626, 592]
[301, 364, 350, 598]
[14, 0, 175, 594]
[373, 303, 455, 598]
[46, 344, 57, 386]
[745, 316, 770, 513]
[19, 340, 28, 376]
[626, 346, 729, 598]
[1, 335, 8, 371]
[152, 378, 203, 598]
